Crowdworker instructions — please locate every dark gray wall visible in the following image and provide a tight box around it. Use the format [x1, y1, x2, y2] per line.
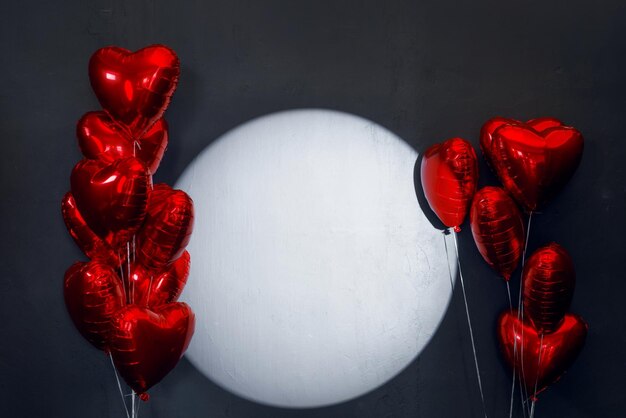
[1, 0, 624, 417]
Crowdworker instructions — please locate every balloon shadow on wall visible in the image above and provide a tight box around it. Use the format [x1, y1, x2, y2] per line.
[413, 152, 447, 232]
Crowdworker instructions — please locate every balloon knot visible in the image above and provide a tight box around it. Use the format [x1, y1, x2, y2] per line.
[453, 226, 461, 233]
[139, 392, 150, 402]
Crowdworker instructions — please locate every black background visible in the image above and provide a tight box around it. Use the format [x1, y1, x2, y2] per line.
[1, 1, 625, 417]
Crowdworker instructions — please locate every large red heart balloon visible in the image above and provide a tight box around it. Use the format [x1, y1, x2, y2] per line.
[64, 261, 126, 351]
[421, 138, 478, 232]
[61, 192, 120, 267]
[480, 117, 563, 168]
[110, 303, 195, 397]
[488, 124, 583, 211]
[136, 186, 194, 271]
[89, 45, 180, 138]
[71, 157, 150, 245]
[470, 186, 524, 281]
[130, 251, 191, 307]
[523, 243, 576, 334]
[77, 111, 168, 174]
[498, 310, 587, 399]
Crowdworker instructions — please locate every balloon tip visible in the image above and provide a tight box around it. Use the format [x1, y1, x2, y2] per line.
[453, 226, 461, 233]
[139, 392, 150, 402]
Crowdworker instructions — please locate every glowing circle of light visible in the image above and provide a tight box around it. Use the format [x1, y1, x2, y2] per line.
[176, 109, 455, 408]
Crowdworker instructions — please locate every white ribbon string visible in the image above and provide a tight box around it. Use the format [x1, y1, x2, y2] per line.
[109, 353, 130, 418]
[452, 230, 488, 418]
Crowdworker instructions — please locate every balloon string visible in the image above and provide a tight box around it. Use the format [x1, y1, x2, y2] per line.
[442, 231, 455, 290]
[127, 241, 132, 304]
[517, 211, 534, 416]
[529, 333, 544, 418]
[506, 281, 516, 418]
[453, 230, 488, 418]
[131, 391, 135, 418]
[109, 353, 130, 418]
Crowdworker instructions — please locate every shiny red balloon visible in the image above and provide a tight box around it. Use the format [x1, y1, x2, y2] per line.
[480, 117, 563, 168]
[498, 310, 587, 399]
[130, 251, 191, 307]
[110, 303, 195, 396]
[77, 111, 168, 174]
[421, 138, 478, 232]
[136, 186, 194, 271]
[89, 45, 180, 138]
[486, 123, 583, 211]
[71, 157, 150, 245]
[61, 192, 120, 266]
[523, 243, 576, 334]
[470, 186, 524, 281]
[64, 261, 125, 351]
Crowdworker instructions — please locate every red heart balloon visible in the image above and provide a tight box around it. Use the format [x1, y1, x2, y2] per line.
[421, 138, 478, 232]
[488, 124, 583, 211]
[110, 303, 195, 396]
[470, 186, 525, 281]
[61, 192, 120, 267]
[136, 186, 194, 271]
[64, 261, 126, 351]
[523, 243, 576, 334]
[89, 45, 180, 138]
[77, 111, 168, 174]
[130, 251, 191, 307]
[480, 117, 563, 168]
[498, 310, 587, 399]
[71, 157, 150, 245]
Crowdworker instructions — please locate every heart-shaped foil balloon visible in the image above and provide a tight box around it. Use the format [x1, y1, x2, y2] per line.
[136, 186, 194, 271]
[470, 186, 525, 281]
[130, 251, 191, 307]
[480, 117, 563, 168]
[523, 243, 576, 334]
[61, 192, 120, 267]
[71, 157, 150, 246]
[64, 261, 126, 351]
[487, 124, 583, 211]
[420, 137, 478, 232]
[498, 310, 587, 399]
[110, 303, 195, 397]
[88, 45, 180, 138]
[77, 111, 168, 174]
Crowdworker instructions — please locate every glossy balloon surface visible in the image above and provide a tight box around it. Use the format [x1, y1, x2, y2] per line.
[89, 45, 179, 138]
[77, 111, 168, 174]
[523, 243, 576, 334]
[64, 261, 125, 351]
[470, 186, 524, 280]
[110, 303, 195, 395]
[498, 310, 587, 399]
[421, 138, 478, 231]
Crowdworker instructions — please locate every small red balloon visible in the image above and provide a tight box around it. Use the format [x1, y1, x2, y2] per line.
[523, 243, 576, 334]
[71, 157, 150, 245]
[61, 192, 120, 266]
[470, 186, 525, 281]
[130, 251, 191, 307]
[110, 303, 195, 396]
[421, 138, 478, 232]
[64, 261, 126, 351]
[77, 111, 168, 174]
[486, 123, 583, 211]
[480, 117, 563, 168]
[136, 186, 194, 271]
[89, 45, 180, 138]
[498, 310, 587, 399]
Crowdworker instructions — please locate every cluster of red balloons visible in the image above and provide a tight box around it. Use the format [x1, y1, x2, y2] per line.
[420, 117, 587, 400]
[61, 45, 195, 401]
